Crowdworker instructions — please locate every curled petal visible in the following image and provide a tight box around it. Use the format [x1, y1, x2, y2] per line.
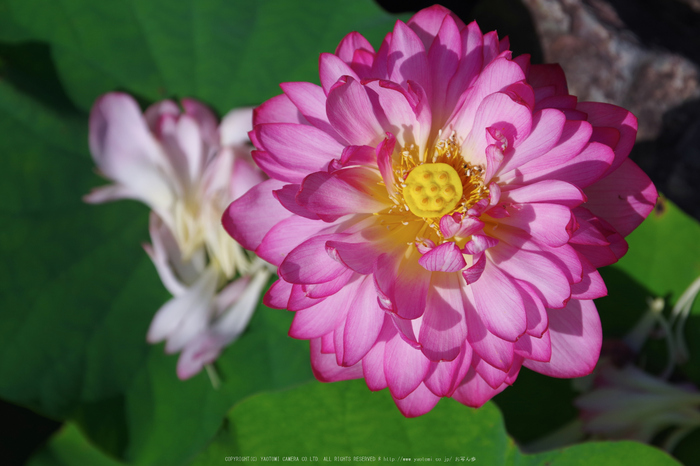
[418, 241, 466, 272]
[297, 167, 389, 221]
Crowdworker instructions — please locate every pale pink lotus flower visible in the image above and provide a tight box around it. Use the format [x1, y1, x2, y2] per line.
[223, 5, 658, 415]
[574, 275, 700, 451]
[576, 361, 700, 450]
[87, 93, 263, 278]
[87, 93, 270, 379]
[143, 213, 271, 379]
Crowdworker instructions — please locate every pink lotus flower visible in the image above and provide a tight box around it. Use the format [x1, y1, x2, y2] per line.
[223, 5, 657, 416]
[87, 93, 270, 379]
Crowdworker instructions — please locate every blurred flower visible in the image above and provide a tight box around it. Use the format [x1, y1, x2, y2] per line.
[87, 93, 270, 379]
[575, 274, 700, 450]
[576, 361, 700, 449]
[224, 5, 657, 415]
[87, 93, 262, 277]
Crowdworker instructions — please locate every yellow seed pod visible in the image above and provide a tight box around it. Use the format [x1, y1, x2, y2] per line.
[403, 163, 463, 218]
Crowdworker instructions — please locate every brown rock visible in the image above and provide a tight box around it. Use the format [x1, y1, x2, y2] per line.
[522, 0, 700, 141]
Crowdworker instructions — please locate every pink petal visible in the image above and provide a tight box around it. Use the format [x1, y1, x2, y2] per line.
[257, 215, 331, 266]
[393, 383, 441, 418]
[407, 4, 465, 50]
[424, 343, 473, 397]
[273, 183, 320, 220]
[502, 119, 593, 183]
[465, 290, 515, 371]
[524, 299, 602, 377]
[252, 93, 308, 126]
[362, 80, 427, 148]
[577, 101, 637, 175]
[182, 98, 219, 146]
[514, 331, 552, 362]
[463, 234, 499, 256]
[583, 158, 657, 237]
[278, 233, 350, 285]
[392, 253, 432, 319]
[388, 21, 431, 97]
[253, 123, 344, 183]
[462, 92, 533, 167]
[303, 268, 354, 299]
[390, 313, 422, 348]
[142, 213, 187, 296]
[342, 275, 385, 365]
[144, 99, 180, 132]
[439, 213, 484, 240]
[474, 354, 508, 389]
[287, 284, 324, 311]
[264, 278, 294, 309]
[482, 31, 500, 65]
[502, 180, 585, 207]
[418, 241, 466, 272]
[361, 316, 394, 391]
[377, 132, 398, 197]
[384, 333, 432, 399]
[535, 94, 578, 111]
[296, 167, 388, 221]
[326, 240, 381, 275]
[310, 337, 364, 382]
[497, 108, 566, 175]
[321, 332, 335, 354]
[426, 14, 462, 123]
[280, 82, 345, 143]
[335, 31, 375, 65]
[446, 55, 526, 138]
[487, 241, 572, 309]
[444, 22, 484, 110]
[326, 76, 385, 147]
[371, 33, 391, 78]
[462, 253, 486, 284]
[570, 254, 607, 300]
[494, 203, 574, 247]
[523, 142, 615, 189]
[289, 282, 356, 339]
[340, 145, 377, 166]
[319, 52, 360, 95]
[452, 366, 509, 408]
[470, 259, 527, 341]
[528, 64, 568, 97]
[222, 178, 292, 252]
[419, 273, 467, 361]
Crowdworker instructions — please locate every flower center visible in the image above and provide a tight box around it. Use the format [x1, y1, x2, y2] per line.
[403, 163, 463, 218]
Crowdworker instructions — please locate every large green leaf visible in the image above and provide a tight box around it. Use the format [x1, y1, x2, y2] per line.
[27, 423, 126, 466]
[191, 379, 679, 466]
[3, 0, 407, 114]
